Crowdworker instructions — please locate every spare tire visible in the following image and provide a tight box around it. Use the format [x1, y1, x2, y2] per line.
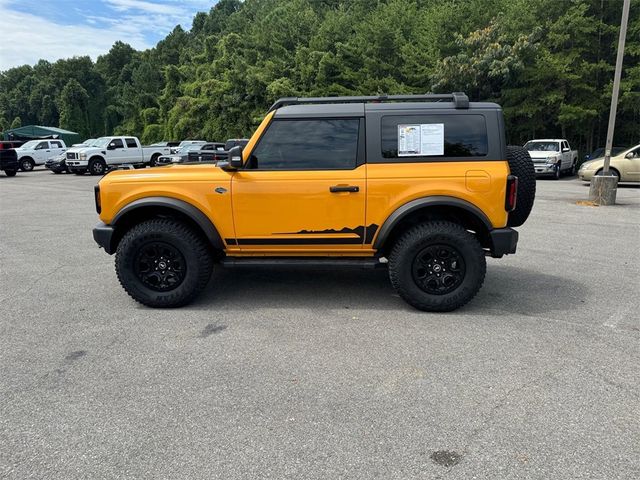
[506, 145, 535, 227]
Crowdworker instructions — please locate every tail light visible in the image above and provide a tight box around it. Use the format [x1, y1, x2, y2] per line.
[505, 175, 518, 212]
[94, 185, 101, 214]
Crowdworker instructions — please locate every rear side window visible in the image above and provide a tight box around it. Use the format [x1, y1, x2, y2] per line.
[125, 138, 137, 148]
[51, 141, 62, 148]
[250, 119, 360, 170]
[381, 115, 488, 159]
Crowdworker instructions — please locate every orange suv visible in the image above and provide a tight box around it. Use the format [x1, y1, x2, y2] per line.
[93, 93, 535, 311]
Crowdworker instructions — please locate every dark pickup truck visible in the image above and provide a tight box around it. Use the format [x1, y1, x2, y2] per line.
[186, 139, 250, 163]
[0, 147, 19, 177]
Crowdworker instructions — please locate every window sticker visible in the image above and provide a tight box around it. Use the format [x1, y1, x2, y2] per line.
[398, 123, 444, 156]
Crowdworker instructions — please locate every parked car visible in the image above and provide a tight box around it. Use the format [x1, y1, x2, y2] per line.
[92, 92, 536, 311]
[524, 139, 579, 179]
[578, 144, 640, 182]
[45, 152, 69, 174]
[66, 136, 171, 175]
[185, 143, 227, 163]
[0, 140, 25, 150]
[15, 139, 67, 171]
[149, 141, 180, 149]
[0, 148, 18, 176]
[170, 140, 207, 154]
[583, 146, 627, 162]
[156, 143, 223, 165]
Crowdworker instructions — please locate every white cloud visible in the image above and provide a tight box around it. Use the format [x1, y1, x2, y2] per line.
[0, 0, 216, 71]
[105, 0, 183, 15]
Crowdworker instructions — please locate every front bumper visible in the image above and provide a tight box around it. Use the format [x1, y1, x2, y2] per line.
[578, 169, 595, 181]
[93, 222, 115, 254]
[489, 228, 518, 257]
[533, 163, 557, 175]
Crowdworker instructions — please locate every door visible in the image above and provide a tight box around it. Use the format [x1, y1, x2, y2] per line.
[561, 141, 570, 169]
[34, 141, 50, 164]
[50, 140, 65, 158]
[620, 146, 640, 181]
[105, 138, 126, 164]
[231, 117, 367, 252]
[124, 138, 141, 163]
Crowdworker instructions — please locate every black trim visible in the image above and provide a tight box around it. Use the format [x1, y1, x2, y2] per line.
[489, 228, 518, 257]
[93, 222, 115, 254]
[373, 196, 493, 249]
[233, 237, 363, 245]
[221, 257, 384, 269]
[268, 93, 470, 112]
[364, 224, 379, 244]
[111, 197, 224, 250]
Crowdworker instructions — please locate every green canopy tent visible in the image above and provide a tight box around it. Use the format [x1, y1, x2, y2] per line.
[2, 125, 81, 146]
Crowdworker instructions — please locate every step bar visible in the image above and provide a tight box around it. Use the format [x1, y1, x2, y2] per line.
[220, 257, 388, 269]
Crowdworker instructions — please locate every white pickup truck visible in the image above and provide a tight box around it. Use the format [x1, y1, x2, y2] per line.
[523, 139, 579, 179]
[15, 139, 67, 171]
[65, 136, 170, 175]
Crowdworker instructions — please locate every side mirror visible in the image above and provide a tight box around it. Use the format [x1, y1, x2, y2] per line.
[219, 145, 244, 171]
[562, 147, 570, 152]
[107, 143, 117, 150]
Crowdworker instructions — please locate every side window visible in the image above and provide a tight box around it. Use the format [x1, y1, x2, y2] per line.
[110, 138, 124, 149]
[36, 141, 49, 150]
[125, 138, 137, 148]
[250, 118, 360, 170]
[562, 141, 568, 150]
[381, 115, 488, 159]
[51, 141, 62, 148]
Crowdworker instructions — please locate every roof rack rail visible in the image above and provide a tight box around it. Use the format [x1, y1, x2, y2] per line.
[268, 92, 469, 112]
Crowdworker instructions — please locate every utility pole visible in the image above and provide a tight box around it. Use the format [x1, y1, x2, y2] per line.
[589, 0, 630, 205]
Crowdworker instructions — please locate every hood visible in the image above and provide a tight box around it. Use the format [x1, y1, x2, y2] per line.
[101, 163, 229, 184]
[527, 151, 559, 159]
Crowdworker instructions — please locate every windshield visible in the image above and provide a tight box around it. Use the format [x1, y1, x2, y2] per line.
[93, 137, 112, 148]
[524, 141, 559, 152]
[18, 140, 39, 149]
[83, 138, 97, 146]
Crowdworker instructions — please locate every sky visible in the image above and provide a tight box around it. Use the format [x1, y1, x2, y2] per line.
[0, 0, 217, 71]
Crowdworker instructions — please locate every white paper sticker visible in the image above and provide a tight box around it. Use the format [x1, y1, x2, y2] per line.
[398, 123, 444, 156]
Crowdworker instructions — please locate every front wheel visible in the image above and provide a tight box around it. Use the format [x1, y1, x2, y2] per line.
[553, 164, 561, 180]
[115, 219, 214, 308]
[388, 221, 486, 312]
[89, 158, 106, 175]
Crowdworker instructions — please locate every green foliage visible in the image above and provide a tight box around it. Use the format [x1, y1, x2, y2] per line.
[10, 116, 21, 129]
[0, 0, 638, 152]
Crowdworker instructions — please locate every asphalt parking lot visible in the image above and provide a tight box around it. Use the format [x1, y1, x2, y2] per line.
[1, 169, 638, 479]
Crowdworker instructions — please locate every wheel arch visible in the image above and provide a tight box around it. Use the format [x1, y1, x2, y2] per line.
[89, 155, 105, 163]
[373, 196, 493, 254]
[110, 197, 224, 253]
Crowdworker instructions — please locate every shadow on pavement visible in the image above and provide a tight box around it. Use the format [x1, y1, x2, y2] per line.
[190, 264, 587, 315]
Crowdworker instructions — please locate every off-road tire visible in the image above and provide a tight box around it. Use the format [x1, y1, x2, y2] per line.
[4, 170, 17, 177]
[388, 221, 486, 312]
[89, 157, 106, 176]
[115, 219, 213, 308]
[20, 158, 34, 171]
[506, 146, 536, 227]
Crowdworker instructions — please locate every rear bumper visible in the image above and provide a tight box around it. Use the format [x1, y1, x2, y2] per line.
[93, 222, 115, 254]
[489, 228, 518, 257]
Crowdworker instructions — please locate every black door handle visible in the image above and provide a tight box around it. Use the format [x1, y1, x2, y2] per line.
[330, 185, 359, 193]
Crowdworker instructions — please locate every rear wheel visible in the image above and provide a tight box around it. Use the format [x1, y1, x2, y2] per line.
[20, 158, 34, 171]
[388, 221, 486, 312]
[115, 219, 214, 308]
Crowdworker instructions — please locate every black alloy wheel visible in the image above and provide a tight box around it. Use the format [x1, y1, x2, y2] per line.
[133, 242, 187, 292]
[411, 244, 466, 295]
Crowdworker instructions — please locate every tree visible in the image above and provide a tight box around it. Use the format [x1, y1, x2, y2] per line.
[10, 116, 21, 129]
[58, 79, 90, 137]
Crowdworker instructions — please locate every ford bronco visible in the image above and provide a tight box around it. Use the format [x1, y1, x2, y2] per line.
[93, 93, 535, 311]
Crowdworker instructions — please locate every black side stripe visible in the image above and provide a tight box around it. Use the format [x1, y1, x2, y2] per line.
[225, 224, 380, 246]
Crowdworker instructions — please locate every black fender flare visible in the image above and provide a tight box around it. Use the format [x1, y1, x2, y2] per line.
[112, 196, 224, 249]
[373, 196, 493, 249]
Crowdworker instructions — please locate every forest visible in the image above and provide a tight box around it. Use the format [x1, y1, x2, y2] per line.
[0, 0, 638, 154]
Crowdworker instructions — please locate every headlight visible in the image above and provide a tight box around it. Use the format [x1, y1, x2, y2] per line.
[546, 156, 558, 164]
[80, 153, 87, 160]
